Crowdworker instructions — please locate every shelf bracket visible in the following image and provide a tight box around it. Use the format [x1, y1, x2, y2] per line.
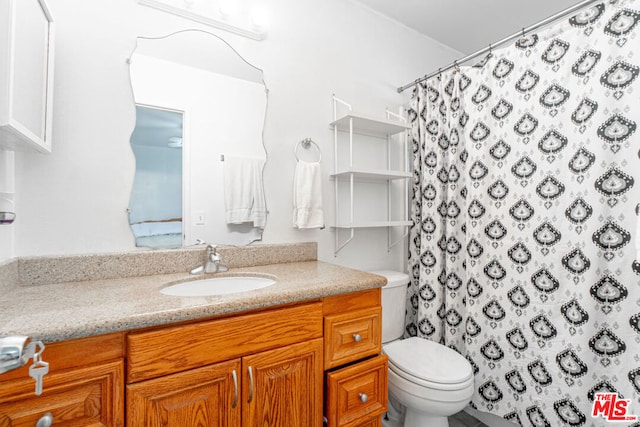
[334, 228, 355, 256]
[388, 225, 409, 252]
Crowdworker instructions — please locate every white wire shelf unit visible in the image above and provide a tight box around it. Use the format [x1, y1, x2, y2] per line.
[330, 95, 411, 255]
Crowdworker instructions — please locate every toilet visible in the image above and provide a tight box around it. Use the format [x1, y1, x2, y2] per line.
[373, 270, 474, 427]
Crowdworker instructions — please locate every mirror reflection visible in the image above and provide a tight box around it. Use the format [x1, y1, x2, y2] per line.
[129, 106, 184, 248]
[128, 30, 268, 248]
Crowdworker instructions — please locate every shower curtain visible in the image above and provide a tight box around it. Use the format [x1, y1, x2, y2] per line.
[407, 1, 640, 425]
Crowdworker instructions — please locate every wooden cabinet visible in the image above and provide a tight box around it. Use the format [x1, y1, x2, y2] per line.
[127, 359, 241, 427]
[352, 416, 382, 427]
[325, 355, 387, 427]
[0, 333, 125, 426]
[127, 340, 324, 427]
[242, 339, 323, 426]
[323, 289, 387, 427]
[0, 289, 385, 426]
[324, 306, 381, 370]
[0, 0, 55, 152]
[126, 302, 324, 427]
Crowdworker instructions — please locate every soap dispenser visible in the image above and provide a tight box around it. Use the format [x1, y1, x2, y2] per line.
[0, 194, 15, 224]
[0, 151, 15, 224]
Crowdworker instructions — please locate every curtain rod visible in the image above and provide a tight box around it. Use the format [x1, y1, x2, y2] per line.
[397, 0, 603, 93]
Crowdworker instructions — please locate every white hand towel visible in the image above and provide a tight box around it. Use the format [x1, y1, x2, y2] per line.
[224, 156, 267, 228]
[293, 161, 324, 229]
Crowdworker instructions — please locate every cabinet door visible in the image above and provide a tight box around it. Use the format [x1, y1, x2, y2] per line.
[0, 0, 54, 152]
[242, 338, 324, 427]
[0, 360, 124, 427]
[127, 359, 240, 427]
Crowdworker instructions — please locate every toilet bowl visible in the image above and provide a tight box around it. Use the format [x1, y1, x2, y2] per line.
[384, 337, 474, 427]
[373, 270, 474, 427]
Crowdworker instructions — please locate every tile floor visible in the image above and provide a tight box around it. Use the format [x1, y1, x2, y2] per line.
[449, 410, 489, 427]
[383, 410, 488, 427]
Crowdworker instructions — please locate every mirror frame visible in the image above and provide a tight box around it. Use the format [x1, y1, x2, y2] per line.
[127, 29, 269, 249]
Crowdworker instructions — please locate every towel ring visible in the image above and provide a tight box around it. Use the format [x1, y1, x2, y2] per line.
[295, 138, 322, 162]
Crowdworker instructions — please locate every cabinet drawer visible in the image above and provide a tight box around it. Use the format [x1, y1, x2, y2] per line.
[325, 355, 388, 427]
[0, 360, 124, 427]
[324, 307, 381, 369]
[128, 302, 323, 383]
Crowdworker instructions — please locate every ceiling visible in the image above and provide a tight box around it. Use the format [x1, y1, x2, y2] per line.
[353, 0, 584, 54]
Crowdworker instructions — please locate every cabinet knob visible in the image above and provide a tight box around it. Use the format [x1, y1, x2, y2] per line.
[36, 413, 53, 427]
[358, 392, 368, 403]
[352, 333, 362, 343]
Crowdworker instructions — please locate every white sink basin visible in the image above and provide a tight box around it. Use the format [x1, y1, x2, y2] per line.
[161, 276, 276, 297]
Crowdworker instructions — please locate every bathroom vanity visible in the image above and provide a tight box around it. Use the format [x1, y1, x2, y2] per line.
[0, 244, 388, 426]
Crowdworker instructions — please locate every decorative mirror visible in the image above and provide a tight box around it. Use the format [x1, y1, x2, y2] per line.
[128, 30, 268, 248]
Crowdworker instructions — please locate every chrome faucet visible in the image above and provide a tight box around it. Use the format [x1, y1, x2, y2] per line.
[205, 244, 228, 273]
[190, 244, 228, 275]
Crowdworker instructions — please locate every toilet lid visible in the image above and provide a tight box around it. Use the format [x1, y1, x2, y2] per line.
[384, 337, 473, 384]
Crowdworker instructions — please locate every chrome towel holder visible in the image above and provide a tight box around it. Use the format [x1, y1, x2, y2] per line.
[295, 138, 321, 162]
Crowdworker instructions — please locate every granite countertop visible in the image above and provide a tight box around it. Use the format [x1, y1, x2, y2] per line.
[0, 259, 386, 343]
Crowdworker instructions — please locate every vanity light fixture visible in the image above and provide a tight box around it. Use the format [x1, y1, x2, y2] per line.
[138, 0, 267, 41]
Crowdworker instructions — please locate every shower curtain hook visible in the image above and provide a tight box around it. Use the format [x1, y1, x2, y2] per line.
[453, 60, 459, 73]
[488, 44, 493, 58]
[521, 27, 526, 38]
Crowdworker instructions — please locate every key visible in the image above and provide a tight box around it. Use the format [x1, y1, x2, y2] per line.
[29, 360, 49, 396]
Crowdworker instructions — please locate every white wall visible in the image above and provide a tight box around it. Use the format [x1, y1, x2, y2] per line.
[9, 0, 460, 270]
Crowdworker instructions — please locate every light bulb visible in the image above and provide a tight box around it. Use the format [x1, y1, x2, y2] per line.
[250, 5, 269, 31]
[218, 0, 237, 18]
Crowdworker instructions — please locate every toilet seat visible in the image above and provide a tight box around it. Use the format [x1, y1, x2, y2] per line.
[384, 337, 473, 389]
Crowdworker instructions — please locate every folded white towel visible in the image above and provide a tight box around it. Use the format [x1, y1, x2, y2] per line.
[224, 156, 267, 228]
[293, 161, 324, 229]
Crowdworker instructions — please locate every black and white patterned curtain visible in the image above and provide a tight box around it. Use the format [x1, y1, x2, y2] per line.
[407, 1, 640, 425]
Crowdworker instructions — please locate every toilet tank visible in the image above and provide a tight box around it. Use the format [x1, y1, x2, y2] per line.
[371, 270, 409, 343]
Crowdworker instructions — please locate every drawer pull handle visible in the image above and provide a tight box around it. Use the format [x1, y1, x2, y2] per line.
[36, 413, 54, 427]
[232, 370, 238, 408]
[248, 366, 254, 403]
[352, 333, 362, 343]
[359, 392, 368, 403]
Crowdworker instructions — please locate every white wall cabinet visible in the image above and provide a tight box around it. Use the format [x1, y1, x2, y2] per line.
[0, 0, 54, 153]
[330, 96, 411, 255]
